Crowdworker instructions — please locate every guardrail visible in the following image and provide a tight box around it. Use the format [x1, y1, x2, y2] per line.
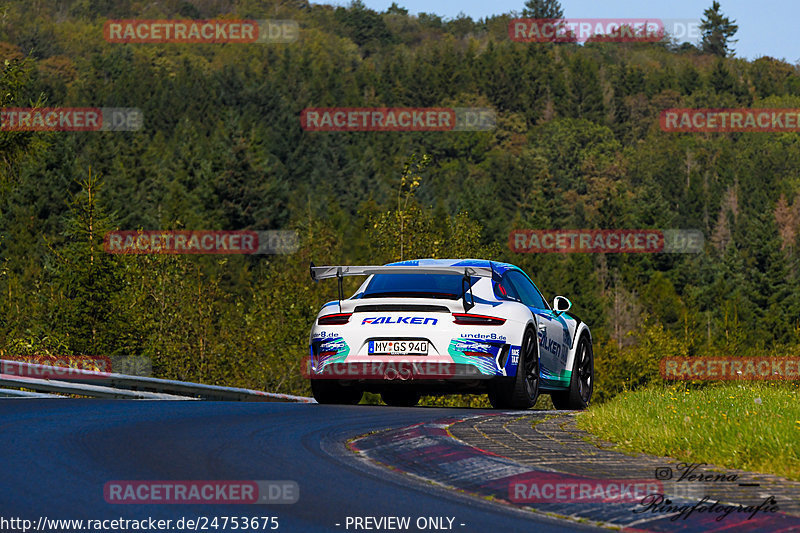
[0, 387, 62, 398]
[0, 359, 315, 402]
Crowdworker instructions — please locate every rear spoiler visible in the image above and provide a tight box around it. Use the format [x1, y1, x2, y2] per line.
[309, 263, 501, 312]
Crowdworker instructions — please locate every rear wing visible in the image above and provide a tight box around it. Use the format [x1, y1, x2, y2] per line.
[309, 264, 498, 281]
[309, 263, 501, 312]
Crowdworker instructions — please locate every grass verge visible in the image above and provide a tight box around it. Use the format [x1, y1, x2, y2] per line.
[576, 382, 800, 481]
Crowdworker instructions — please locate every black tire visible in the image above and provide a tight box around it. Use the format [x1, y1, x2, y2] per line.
[551, 334, 593, 410]
[311, 380, 363, 405]
[380, 389, 420, 407]
[489, 327, 539, 410]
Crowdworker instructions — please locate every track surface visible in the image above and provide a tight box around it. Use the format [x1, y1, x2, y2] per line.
[0, 401, 599, 533]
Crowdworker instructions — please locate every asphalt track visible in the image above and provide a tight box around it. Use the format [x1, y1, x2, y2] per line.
[0, 401, 600, 533]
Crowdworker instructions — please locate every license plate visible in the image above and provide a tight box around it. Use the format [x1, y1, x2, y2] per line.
[368, 340, 428, 355]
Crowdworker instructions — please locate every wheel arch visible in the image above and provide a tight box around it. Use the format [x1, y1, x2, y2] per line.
[508, 311, 538, 377]
[565, 322, 592, 373]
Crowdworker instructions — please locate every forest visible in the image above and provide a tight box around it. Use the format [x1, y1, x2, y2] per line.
[1, 0, 799, 403]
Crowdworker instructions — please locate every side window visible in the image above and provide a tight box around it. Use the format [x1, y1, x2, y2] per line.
[494, 276, 521, 302]
[506, 271, 548, 310]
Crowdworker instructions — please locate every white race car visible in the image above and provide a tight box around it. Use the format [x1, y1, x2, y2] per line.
[307, 259, 593, 409]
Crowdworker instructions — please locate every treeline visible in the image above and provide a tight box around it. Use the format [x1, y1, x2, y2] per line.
[1, 0, 800, 401]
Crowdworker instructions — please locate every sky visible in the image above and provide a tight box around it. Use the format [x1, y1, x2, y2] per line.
[317, 0, 798, 62]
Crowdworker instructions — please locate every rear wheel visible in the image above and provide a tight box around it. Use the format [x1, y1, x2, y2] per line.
[380, 389, 420, 407]
[489, 327, 539, 410]
[311, 380, 363, 405]
[551, 334, 593, 410]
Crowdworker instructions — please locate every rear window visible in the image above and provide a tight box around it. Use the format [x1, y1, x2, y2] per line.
[362, 274, 478, 299]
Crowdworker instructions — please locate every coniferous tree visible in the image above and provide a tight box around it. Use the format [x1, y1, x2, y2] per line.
[46, 170, 124, 356]
[700, 1, 738, 56]
[521, 0, 563, 18]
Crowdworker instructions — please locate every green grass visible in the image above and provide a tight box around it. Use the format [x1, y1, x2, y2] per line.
[576, 382, 800, 481]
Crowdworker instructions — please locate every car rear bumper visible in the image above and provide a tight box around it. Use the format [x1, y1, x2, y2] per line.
[308, 360, 497, 381]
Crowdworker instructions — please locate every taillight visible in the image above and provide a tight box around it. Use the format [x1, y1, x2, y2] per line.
[452, 313, 506, 326]
[317, 313, 352, 325]
[462, 351, 491, 357]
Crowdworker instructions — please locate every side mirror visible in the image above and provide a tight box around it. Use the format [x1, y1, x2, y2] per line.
[553, 296, 572, 314]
